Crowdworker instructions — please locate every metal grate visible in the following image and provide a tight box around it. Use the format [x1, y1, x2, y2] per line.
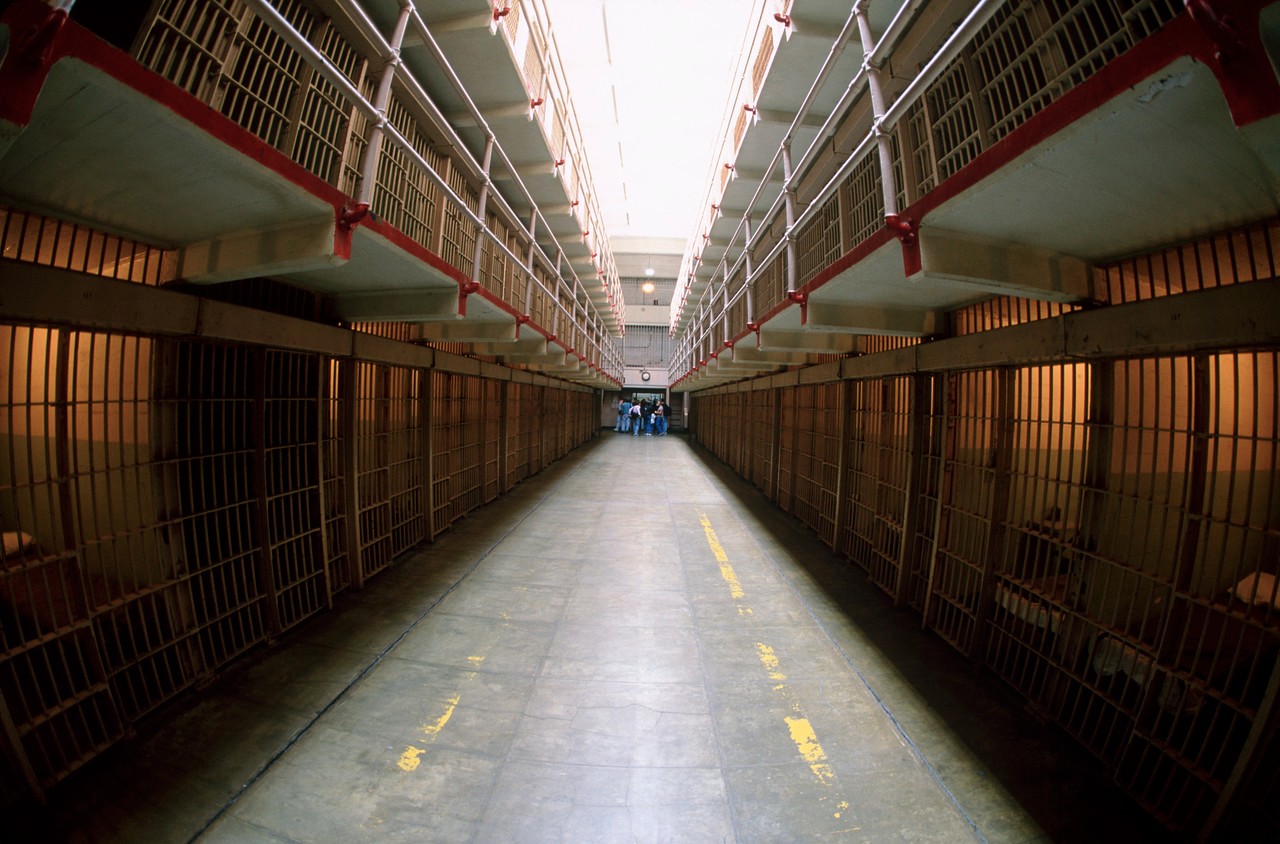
[1119, 0, 1185, 41]
[983, 363, 1093, 726]
[218, 0, 316, 152]
[374, 96, 442, 252]
[154, 340, 266, 672]
[289, 20, 367, 187]
[65, 331, 195, 724]
[432, 371, 485, 530]
[904, 375, 945, 612]
[746, 389, 777, 497]
[1112, 350, 1280, 832]
[970, 4, 1056, 144]
[352, 363, 425, 580]
[751, 250, 786, 320]
[439, 164, 480, 273]
[840, 378, 912, 595]
[482, 379, 502, 504]
[0, 232, 600, 800]
[926, 54, 985, 183]
[903, 100, 937, 199]
[522, 29, 546, 98]
[133, 0, 241, 104]
[0, 326, 126, 795]
[263, 350, 325, 633]
[787, 384, 840, 546]
[952, 295, 1076, 335]
[1100, 219, 1280, 305]
[928, 369, 1007, 654]
[841, 150, 885, 253]
[795, 193, 842, 288]
[904, 0, 1183, 205]
[0, 206, 174, 285]
[322, 358, 349, 595]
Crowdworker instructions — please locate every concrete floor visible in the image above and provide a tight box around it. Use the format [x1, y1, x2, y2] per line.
[15, 432, 1170, 843]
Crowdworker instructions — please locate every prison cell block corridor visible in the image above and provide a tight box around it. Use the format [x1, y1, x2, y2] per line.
[4, 0, 1280, 840]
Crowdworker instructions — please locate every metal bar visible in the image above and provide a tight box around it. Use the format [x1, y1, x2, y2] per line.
[340, 360, 363, 588]
[471, 136, 496, 283]
[781, 144, 798, 297]
[251, 347, 279, 638]
[856, 2, 902, 220]
[356, 3, 413, 207]
[895, 373, 930, 606]
[314, 354, 334, 609]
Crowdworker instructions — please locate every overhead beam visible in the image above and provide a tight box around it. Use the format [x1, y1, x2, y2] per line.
[804, 301, 942, 336]
[914, 229, 1094, 302]
[448, 101, 537, 127]
[177, 216, 343, 283]
[419, 319, 518, 343]
[333, 288, 459, 322]
[470, 335, 549, 356]
[757, 328, 858, 354]
[418, 12, 491, 34]
[731, 345, 812, 366]
[713, 354, 780, 373]
[756, 109, 828, 127]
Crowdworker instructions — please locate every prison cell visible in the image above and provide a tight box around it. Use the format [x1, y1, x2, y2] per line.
[688, 220, 1280, 836]
[0, 289, 596, 803]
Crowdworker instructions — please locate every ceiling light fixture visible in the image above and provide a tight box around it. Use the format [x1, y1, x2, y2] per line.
[641, 281, 655, 294]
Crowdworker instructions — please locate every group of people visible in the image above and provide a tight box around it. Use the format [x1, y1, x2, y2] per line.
[615, 397, 671, 436]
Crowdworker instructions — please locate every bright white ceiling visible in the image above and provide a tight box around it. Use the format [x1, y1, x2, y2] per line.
[545, 0, 755, 254]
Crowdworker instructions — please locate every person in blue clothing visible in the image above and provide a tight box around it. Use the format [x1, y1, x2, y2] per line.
[651, 400, 665, 436]
[629, 400, 642, 435]
[640, 400, 655, 435]
[616, 397, 631, 432]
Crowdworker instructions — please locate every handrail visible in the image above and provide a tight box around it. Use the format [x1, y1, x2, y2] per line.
[400, 5, 609, 309]
[675, 6, 866, 332]
[674, 0, 1011, 359]
[237, 0, 621, 375]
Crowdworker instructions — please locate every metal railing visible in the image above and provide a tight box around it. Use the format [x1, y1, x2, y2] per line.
[131, 0, 622, 378]
[671, 0, 1186, 381]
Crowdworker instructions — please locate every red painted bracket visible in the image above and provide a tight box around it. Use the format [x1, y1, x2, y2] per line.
[0, 2, 70, 128]
[1182, 0, 1280, 126]
[787, 290, 808, 326]
[334, 202, 369, 261]
[886, 213, 922, 277]
[338, 201, 370, 232]
[458, 280, 480, 316]
[1186, 0, 1242, 61]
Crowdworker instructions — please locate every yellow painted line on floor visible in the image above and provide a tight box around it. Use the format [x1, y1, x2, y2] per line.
[700, 513, 752, 615]
[755, 642, 786, 685]
[785, 716, 836, 785]
[397, 657, 486, 773]
[397, 745, 426, 772]
[422, 695, 460, 737]
[757, 639, 850, 818]
[701, 514, 848, 819]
